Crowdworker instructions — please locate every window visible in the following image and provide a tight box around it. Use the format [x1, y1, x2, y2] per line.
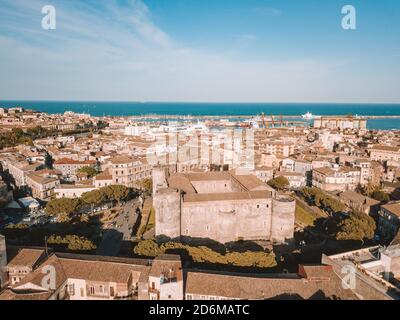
[186, 294, 193, 300]
[89, 286, 95, 295]
[80, 288, 84, 297]
[67, 283, 75, 296]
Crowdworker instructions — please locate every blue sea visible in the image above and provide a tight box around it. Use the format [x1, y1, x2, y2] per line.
[1, 101, 400, 130]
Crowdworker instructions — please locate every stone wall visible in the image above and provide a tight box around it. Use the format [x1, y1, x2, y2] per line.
[154, 188, 181, 239]
[181, 198, 272, 243]
[271, 195, 296, 243]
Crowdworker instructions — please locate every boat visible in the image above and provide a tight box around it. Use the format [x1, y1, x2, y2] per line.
[302, 112, 314, 120]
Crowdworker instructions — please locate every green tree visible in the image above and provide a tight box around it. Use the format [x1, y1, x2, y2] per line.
[137, 178, 153, 195]
[134, 239, 160, 257]
[134, 240, 277, 269]
[371, 190, 390, 202]
[78, 166, 98, 178]
[48, 235, 96, 251]
[362, 182, 377, 197]
[101, 185, 115, 204]
[336, 210, 376, 242]
[45, 198, 82, 220]
[267, 176, 289, 190]
[300, 187, 344, 214]
[82, 190, 105, 207]
[109, 185, 130, 204]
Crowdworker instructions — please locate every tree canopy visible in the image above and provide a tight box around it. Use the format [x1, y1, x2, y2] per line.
[47, 235, 96, 251]
[134, 240, 277, 269]
[77, 166, 98, 178]
[371, 190, 390, 202]
[336, 210, 376, 242]
[300, 187, 345, 214]
[137, 178, 153, 195]
[45, 198, 82, 221]
[45, 184, 132, 221]
[0, 126, 57, 149]
[267, 176, 289, 190]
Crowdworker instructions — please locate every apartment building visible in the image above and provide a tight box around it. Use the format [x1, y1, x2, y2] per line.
[0, 159, 43, 189]
[108, 156, 151, 188]
[313, 116, 367, 131]
[259, 140, 295, 158]
[378, 202, 400, 243]
[253, 166, 274, 183]
[144, 255, 184, 301]
[323, 246, 399, 300]
[337, 191, 380, 216]
[25, 173, 60, 201]
[5, 249, 47, 286]
[275, 171, 306, 189]
[0, 243, 183, 301]
[352, 159, 373, 185]
[370, 145, 400, 162]
[53, 158, 97, 181]
[93, 170, 113, 188]
[54, 184, 97, 199]
[312, 166, 361, 192]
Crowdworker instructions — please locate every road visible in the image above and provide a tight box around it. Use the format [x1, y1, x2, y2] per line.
[96, 199, 140, 256]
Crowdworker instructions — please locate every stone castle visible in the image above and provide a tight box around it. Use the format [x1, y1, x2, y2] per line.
[153, 168, 296, 244]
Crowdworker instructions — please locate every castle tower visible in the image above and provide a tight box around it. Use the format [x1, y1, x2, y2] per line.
[152, 166, 168, 196]
[154, 188, 181, 240]
[0, 235, 6, 288]
[271, 195, 296, 244]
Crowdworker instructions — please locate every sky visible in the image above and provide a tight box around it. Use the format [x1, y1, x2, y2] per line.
[0, 0, 399, 103]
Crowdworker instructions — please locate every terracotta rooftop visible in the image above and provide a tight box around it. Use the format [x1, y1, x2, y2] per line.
[0, 289, 53, 301]
[27, 173, 59, 185]
[185, 266, 357, 300]
[7, 248, 46, 269]
[54, 158, 96, 165]
[371, 145, 400, 152]
[382, 202, 400, 217]
[110, 156, 134, 165]
[339, 191, 380, 207]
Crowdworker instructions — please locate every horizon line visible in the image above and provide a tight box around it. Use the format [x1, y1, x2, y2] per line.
[1, 100, 400, 105]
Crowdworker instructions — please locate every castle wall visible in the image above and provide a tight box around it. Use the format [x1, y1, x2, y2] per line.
[181, 199, 272, 244]
[190, 180, 233, 194]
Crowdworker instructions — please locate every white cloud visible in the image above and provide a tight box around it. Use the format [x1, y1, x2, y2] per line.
[0, 0, 398, 103]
